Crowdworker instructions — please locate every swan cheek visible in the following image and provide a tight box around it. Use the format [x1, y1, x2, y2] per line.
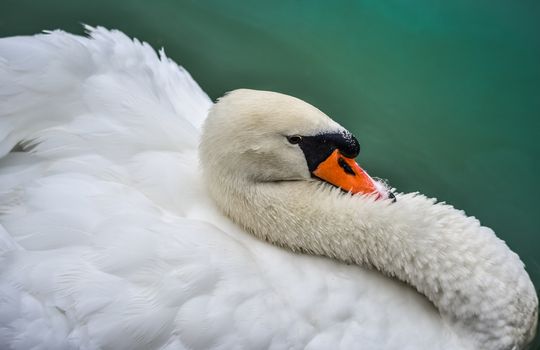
[312, 149, 382, 198]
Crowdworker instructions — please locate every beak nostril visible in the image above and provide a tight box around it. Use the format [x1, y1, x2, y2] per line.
[312, 149, 379, 196]
[338, 157, 356, 176]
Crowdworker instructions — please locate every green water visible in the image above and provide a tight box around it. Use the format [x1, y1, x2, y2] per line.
[1, 0, 539, 345]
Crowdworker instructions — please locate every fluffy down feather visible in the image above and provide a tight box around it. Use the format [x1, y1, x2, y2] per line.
[0, 27, 535, 350]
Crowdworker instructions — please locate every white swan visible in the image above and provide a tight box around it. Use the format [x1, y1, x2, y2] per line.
[0, 27, 537, 350]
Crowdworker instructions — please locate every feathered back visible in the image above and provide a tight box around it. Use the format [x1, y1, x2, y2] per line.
[0, 26, 212, 159]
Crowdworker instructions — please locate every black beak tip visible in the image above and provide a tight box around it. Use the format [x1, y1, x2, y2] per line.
[388, 191, 397, 203]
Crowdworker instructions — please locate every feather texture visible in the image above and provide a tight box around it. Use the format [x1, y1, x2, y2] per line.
[0, 27, 535, 350]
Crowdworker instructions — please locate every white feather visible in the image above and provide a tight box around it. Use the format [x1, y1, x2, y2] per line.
[0, 27, 535, 350]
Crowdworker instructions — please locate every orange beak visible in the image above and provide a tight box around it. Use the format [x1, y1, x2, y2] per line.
[313, 149, 382, 198]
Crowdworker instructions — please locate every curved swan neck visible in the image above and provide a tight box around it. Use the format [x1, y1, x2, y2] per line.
[206, 177, 538, 350]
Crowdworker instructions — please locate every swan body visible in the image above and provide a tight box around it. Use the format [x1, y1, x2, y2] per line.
[0, 27, 537, 350]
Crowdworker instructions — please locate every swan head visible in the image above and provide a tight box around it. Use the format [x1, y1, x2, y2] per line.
[200, 89, 389, 198]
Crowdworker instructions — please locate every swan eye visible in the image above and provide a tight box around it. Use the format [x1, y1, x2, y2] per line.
[287, 135, 302, 144]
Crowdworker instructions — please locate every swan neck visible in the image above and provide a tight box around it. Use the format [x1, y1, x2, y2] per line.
[208, 178, 537, 350]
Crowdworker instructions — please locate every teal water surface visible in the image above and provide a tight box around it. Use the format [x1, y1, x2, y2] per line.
[1, 0, 539, 346]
